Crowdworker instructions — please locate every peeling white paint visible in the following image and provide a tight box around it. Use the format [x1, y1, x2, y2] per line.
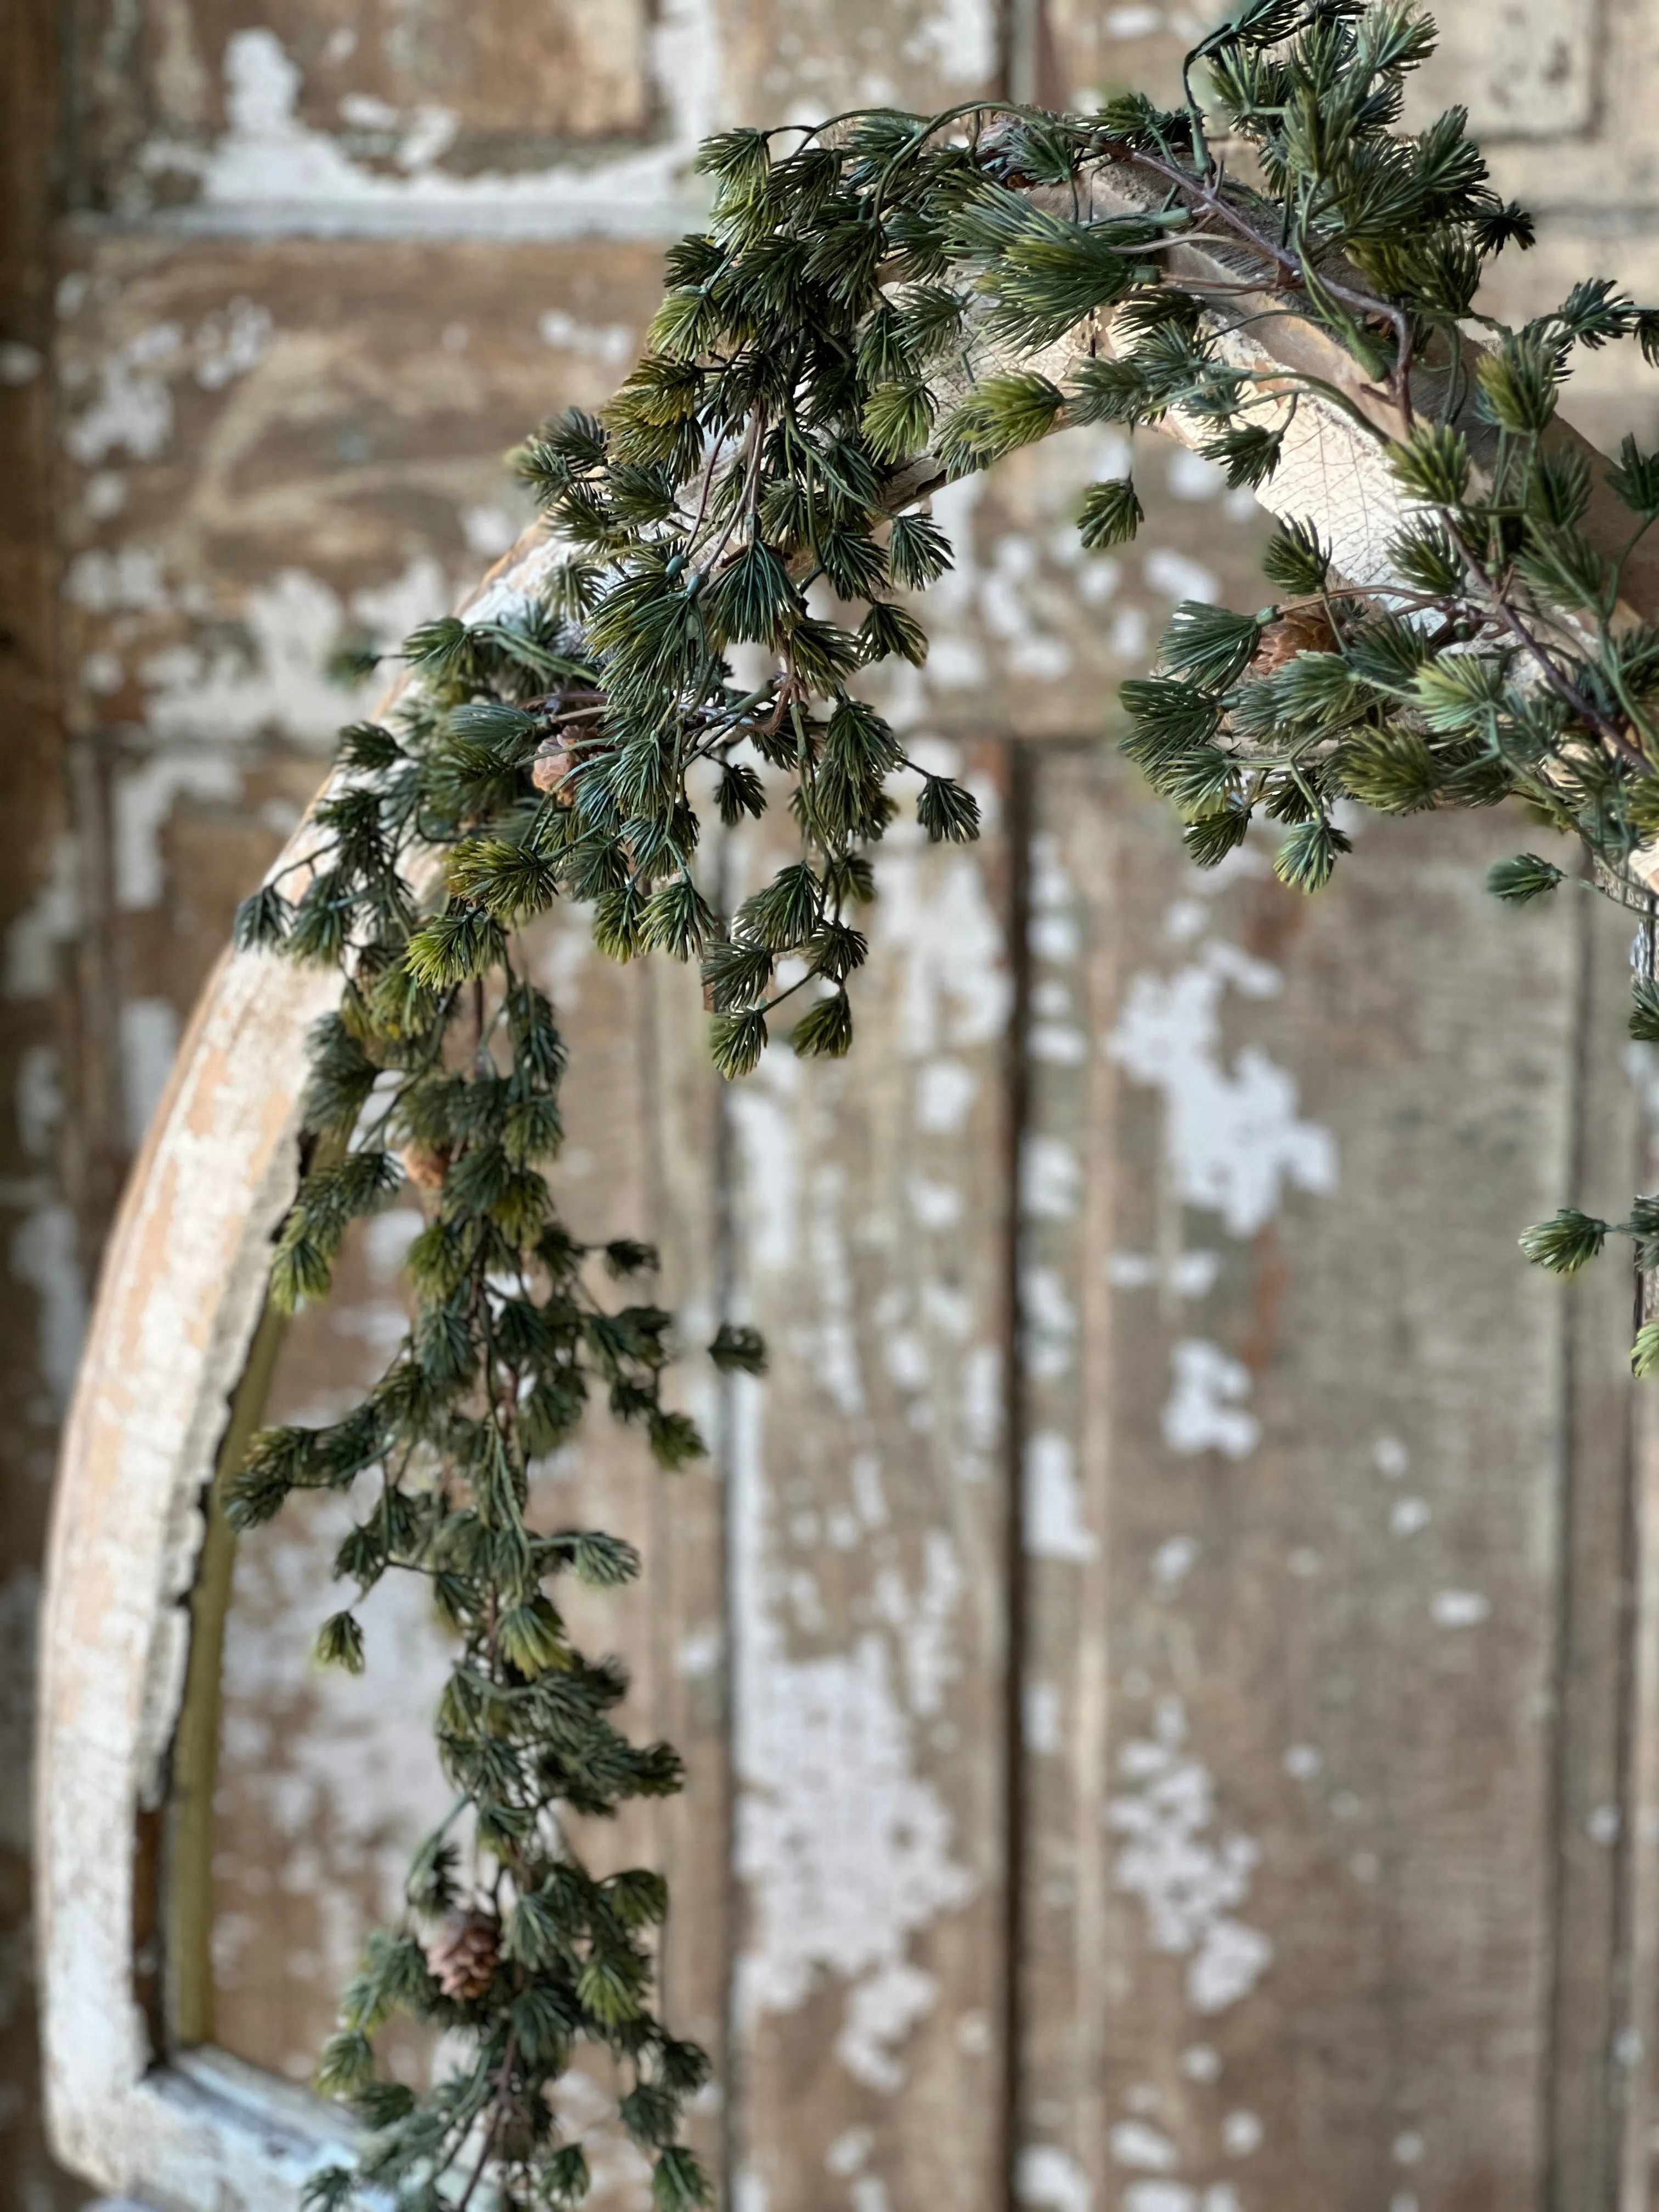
[1016, 2145, 1094, 2212]
[1587, 1802, 1621, 1846]
[1108, 939, 1337, 1238]
[1143, 547, 1222, 603]
[873, 842, 1011, 1059]
[539, 308, 635, 366]
[1024, 1431, 1098, 1561]
[827, 2126, 874, 2177]
[1221, 2111, 1263, 2157]
[113, 752, 244, 909]
[0, 340, 44, 385]
[1110, 2120, 1180, 2171]
[63, 322, 183, 465]
[1150, 1536, 1199, 1594]
[5, 835, 78, 999]
[65, 545, 172, 614]
[1430, 1589, 1490, 1628]
[1121, 2185, 1195, 2212]
[218, 1487, 454, 2004]
[161, 2, 719, 238]
[1107, 1696, 1273, 2017]
[873, 1530, 963, 1718]
[1022, 1132, 1082, 1220]
[1023, 1262, 1078, 1384]
[899, 0, 998, 86]
[1024, 1680, 1063, 1753]
[1107, 1250, 1219, 1300]
[731, 1372, 975, 2095]
[192, 297, 275, 388]
[1163, 1340, 1259, 1460]
[120, 997, 182, 1154]
[915, 1056, 978, 1134]
[909, 1175, 963, 1229]
[139, 555, 449, 753]
[546, 2068, 652, 2211]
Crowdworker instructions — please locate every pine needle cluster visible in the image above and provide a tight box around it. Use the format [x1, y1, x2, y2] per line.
[229, 2, 1659, 2201]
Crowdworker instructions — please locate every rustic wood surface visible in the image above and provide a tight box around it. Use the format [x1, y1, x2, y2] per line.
[24, 5, 1659, 2211]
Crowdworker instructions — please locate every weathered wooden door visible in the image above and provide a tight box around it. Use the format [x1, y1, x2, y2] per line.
[191, 743, 1659, 2212]
[20, 4, 1659, 2211]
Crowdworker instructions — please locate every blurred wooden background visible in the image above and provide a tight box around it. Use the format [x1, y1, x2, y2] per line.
[9, 2, 1659, 2208]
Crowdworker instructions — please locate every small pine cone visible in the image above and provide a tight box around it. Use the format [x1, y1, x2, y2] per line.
[531, 735, 575, 799]
[427, 1908, 500, 2001]
[400, 1140, 450, 1190]
[1249, 605, 1337, 674]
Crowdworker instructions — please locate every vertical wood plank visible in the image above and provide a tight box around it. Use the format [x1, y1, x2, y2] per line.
[1016, 746, 1612, 2211]
[723, 741, 1014, 2212]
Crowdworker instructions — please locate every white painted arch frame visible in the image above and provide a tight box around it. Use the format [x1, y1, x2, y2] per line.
[35, 217, 1656, 2205]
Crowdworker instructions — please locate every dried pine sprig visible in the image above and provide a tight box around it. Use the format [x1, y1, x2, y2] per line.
[229, 5, 1659, 2205]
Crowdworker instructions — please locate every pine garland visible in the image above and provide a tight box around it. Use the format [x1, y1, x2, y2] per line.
[227, 3, 1659, 2202]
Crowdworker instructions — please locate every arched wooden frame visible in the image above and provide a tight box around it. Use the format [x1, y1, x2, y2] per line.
[35, 201, 1659, 2205]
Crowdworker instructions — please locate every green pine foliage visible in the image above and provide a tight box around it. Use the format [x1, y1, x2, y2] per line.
[229, 4, 1659, 2202]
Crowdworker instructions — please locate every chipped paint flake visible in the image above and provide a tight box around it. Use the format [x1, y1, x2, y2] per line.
[1107, 1697, 1273, 2016]
[1430, 1589, 1490, 1628]
[1110, 2120, 1180, 2171]
[1163, 1340, 1259, 1460]
[1024, 1431, 1098, 1561]
[1108, 939, 1337, 1237]
[64, 323, 183, 465]
[137, 555, 450, 754]
[1016, 2145, 1094, 2212]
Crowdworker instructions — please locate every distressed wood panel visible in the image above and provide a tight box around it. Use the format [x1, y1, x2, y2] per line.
[50, 235, 667, 1189]
[722, 742, 1014, 2212]
[69, 0, 653, 217]
[1014, 750, 1654, 2212]
[716, 0, 999, 127]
